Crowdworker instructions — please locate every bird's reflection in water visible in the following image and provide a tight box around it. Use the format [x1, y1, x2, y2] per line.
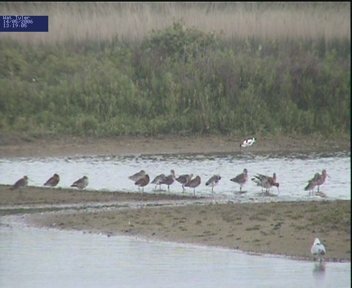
[312, 262, 326, 283]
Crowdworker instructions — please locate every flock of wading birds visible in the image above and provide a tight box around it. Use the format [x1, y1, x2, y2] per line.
[8, 137, 328, 198]
[7, 137, 329, 261]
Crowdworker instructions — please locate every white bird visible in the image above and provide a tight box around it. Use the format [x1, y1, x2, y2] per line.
[240, 137, 256, 148]
[311, 238, 326, 262]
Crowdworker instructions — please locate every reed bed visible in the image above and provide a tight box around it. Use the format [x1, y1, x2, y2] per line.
[0, 2, 350, 45]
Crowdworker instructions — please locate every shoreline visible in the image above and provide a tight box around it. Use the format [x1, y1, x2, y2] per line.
[1, 186, 349, 262]
[0, 135, 350, 263]
[0, 134, 350, 158]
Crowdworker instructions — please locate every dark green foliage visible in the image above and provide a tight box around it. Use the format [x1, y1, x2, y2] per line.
[0, 23, 350, 137]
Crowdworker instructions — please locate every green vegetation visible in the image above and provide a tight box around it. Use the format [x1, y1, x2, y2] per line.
[0, 4, 350, 138]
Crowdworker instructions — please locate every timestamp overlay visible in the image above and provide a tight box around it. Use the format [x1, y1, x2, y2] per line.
[0, 16, 48, 32]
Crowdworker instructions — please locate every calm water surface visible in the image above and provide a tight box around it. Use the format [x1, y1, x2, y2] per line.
[0, 151, 350, 201]
[0, 217, 350, 288]
[0, 151, 350, 287]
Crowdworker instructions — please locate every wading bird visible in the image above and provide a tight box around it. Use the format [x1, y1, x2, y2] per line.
[205, 175, 221, 193]
[230, 169, 248, 192]
[240, 137, 256, 148]
[159, 170, 176, 191]
[304, 173, 320, 195]
[176, 173, 193, 192]
[252, 173, 280, 194]
[151, 173, 166, 190]
[44, 173, 60, 187]
[11, 176, 28, 190]
[129, 170, 146, 182]
[135, 174, 150, 192]
[71, 176, 88, 190]
[185, 175, 201, 196]
[311, 238, 326, 262]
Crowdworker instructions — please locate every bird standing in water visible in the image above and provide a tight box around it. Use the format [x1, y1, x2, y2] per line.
[252, 173, 280, 194]
[231, 169, 248, 192]
[159, 170, 176, 192]
[311, 238, 326, 262]
[205, 175, 221, 194]
[135, 174, 150, 192]
[185, 175, 201, 196]
[176, 173, 193, 193]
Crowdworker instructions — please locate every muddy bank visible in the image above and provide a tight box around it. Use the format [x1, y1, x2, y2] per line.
[0, 134, 349, 158]
[25, 195, 350, 262]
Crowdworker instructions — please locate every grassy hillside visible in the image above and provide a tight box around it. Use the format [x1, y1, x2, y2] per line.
[0, 3, 350, 137]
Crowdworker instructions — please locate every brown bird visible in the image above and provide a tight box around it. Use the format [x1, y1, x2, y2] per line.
[151, 173, 166, 190]
[176, 173, 193, 192]
[304, 172, 320, 195]
[159, 170, 176, 191]
[252, 173, 279, 194]
[230, 169, 248, 192]
[129, 170, 146, 182]
[315, 169, 328, 192]
[185, 175, 201, 196]
[135, 174, 150, 192]
[71, 176, 88, 190]
[205, 174, 221, 193]
[44, 173, 60, 187]
[11, 176, 28, 190]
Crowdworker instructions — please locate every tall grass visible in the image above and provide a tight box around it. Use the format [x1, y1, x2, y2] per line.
[0, 3, 350, 137]
[0, 2, 349, 44]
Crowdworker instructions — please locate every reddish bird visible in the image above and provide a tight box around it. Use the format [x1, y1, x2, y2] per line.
[11, 176, 28, 190]
[252, 173, 279, 194]
[185, 175, 201, 196]
[315, 169, 327, 192]
[135, 174, 150, 192]
[230, 169, 248, 192]
[44, 173, 60, 187]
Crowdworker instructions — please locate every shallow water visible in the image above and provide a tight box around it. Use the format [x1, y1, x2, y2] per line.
[0, 217, 350, 288]
[0, 151, 350, 201]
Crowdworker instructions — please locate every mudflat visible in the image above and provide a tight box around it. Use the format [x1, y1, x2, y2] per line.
[1, 185, 349, 262]
[0, 135, 350, 262]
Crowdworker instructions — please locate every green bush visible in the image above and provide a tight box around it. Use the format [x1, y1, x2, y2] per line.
[0, 23, 350, 138]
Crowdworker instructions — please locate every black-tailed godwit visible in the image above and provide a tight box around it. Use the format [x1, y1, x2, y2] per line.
[205, 175, 221, 193]
[159, 170, 176, 191]
[129, 170, 146, 182]
[252, 173, 279, 194]
[185, 175, 201, 196]
[135, 174, 150, 192]
[230, 169, 248, 192]
[176, 173, 193, 192]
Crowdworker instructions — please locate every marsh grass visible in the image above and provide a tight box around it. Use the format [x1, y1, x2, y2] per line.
[0, 3, 350, 137]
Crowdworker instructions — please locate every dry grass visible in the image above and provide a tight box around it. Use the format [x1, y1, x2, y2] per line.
[0, 2, 350, 45]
